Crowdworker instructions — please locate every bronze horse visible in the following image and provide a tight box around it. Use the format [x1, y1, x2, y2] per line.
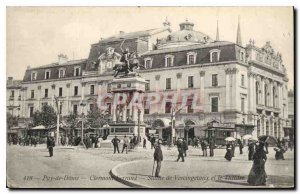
[113, 52, 144, 77]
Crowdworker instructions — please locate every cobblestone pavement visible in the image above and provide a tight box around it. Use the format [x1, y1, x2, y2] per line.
[6, 144, 294, 188]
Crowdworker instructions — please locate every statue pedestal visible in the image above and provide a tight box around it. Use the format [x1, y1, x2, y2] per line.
[105, 75, 148, 148]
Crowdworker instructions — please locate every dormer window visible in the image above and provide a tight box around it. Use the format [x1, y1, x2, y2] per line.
[31, 71, 37, 81]
[187, 52, 197, 65]
[59, 68, 66, 78]
[165, 55, 174, 67]
[45, 70, 51, 79]
[74, 66, 81, 76]
[144, 57, 153, 69]
[209, 49, 221, 63]
[240, 50, 245, 62]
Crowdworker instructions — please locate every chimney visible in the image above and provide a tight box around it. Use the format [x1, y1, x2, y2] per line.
[58, 54, 68, 65]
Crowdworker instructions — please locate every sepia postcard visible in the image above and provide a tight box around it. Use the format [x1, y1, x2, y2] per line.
[6, 6, 294, 189]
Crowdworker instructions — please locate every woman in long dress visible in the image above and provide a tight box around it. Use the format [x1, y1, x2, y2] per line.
[247, 142, 267, 186]
[248, 141, 255, 160]
[224, 143, 233, 161]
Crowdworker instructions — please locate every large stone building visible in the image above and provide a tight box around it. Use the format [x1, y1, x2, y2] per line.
[7, 19, 290, 143]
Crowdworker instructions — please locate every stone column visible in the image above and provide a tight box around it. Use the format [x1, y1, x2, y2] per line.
[132, 91, 139, 122]
[252, 74, 257, 112]
[112, 92, 117, 122]
[261, 77, 265, 106]
[270, 80, 274, 108]
[122, 104, 127, 122]
[231, 68, 239, 110]
[225, 68, 231, 110]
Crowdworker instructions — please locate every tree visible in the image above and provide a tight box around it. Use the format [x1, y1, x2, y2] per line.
[32, 104, 56, 128]
[7, 112, 19, 130]
[86, 108, 110, 129]
[65, 113, 78, 136]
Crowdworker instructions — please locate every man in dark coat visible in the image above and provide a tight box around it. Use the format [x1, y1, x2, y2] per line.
[238, 139, 243, 154]
[176, 139, 185, 162]
[47, 136, 55, 157]
[111, 136, 120, 154]
[153, 139, 163, 177]
[150, 135, 156, 149]
[248, 141, 255, 160]
[182, 138, 188, 157]
[209, 138, 215, 157]
[201, 139, 208, 157]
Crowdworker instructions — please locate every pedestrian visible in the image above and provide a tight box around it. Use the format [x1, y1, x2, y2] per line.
[150, 135, 156, 149]
[65, 135, 69, 146]
[247, 141, 267, 186]
[274, 142, 285, 160]
[248, 141, 255, 160]
[176, 138, 185, 162]
[200, 139, 207, 157]
[122, 135, 129, 154]
[111, 136, 120, 154]
[47, 135, 55, 157]
[153, 139, 163, 177]
[238, 139, 243, 154]
[182, 138, 188, 157]
[143, 138, 147, 149]
[232, 141, 236, 157]
[209, 138, 215, 157]
[97, 136, 103, 148]
[129, 137, 133, 149]
[32, 136, 37, 147]
[224, 142, 233, 161]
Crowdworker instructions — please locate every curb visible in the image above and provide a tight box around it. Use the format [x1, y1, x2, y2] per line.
[110, 160, 151, 188]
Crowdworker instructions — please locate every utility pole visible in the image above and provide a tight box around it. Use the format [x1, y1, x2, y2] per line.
[170, 105, 184, 146]
[79, 100, 86, 146]
[54, 96, 62, 145]
[137, 108, 141, 145]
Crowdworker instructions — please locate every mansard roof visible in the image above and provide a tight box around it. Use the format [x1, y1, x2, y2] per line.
[22, 59, 87, 82]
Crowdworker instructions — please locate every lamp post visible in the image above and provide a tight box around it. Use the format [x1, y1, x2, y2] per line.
[79, 100, 86, 145]
[54, 96, 63, 144]
[137, 108, 141, 145]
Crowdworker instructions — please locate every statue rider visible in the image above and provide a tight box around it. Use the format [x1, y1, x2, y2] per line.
[120, 40, 131, 72]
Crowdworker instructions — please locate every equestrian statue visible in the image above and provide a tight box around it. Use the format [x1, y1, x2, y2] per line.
[113, 39, 145, 77]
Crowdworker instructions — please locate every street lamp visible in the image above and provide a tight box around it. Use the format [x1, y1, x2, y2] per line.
[137, 108, 141, 145]
[54, 96, 63, 144]
[79, 100, 86, 145]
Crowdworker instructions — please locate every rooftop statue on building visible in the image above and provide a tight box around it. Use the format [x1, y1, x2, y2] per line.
[113, 39, 144, 77]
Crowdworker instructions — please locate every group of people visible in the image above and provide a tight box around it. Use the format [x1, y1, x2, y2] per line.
[8, 135, 40, 147]
[83, 134, 103, 149]
[111, 134, 142, 154]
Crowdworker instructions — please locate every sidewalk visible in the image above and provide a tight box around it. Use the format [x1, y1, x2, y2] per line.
[110, 149, 294, 188]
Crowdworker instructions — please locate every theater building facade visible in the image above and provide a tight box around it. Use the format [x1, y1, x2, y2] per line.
[13, 19, 289, 143]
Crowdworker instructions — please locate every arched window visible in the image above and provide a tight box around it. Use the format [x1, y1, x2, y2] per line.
[209, 49, 221, 63]
[257, 119, 261, 136]
[256, 81, 260, 104]
[273, 86, 277, 108]
[265, 85, 268, 106]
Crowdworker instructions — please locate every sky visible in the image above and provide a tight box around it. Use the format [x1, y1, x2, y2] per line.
[6, 7, 294, 89]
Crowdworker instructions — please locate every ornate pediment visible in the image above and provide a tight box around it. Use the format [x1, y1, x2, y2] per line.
[98, 47, 121, 74]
